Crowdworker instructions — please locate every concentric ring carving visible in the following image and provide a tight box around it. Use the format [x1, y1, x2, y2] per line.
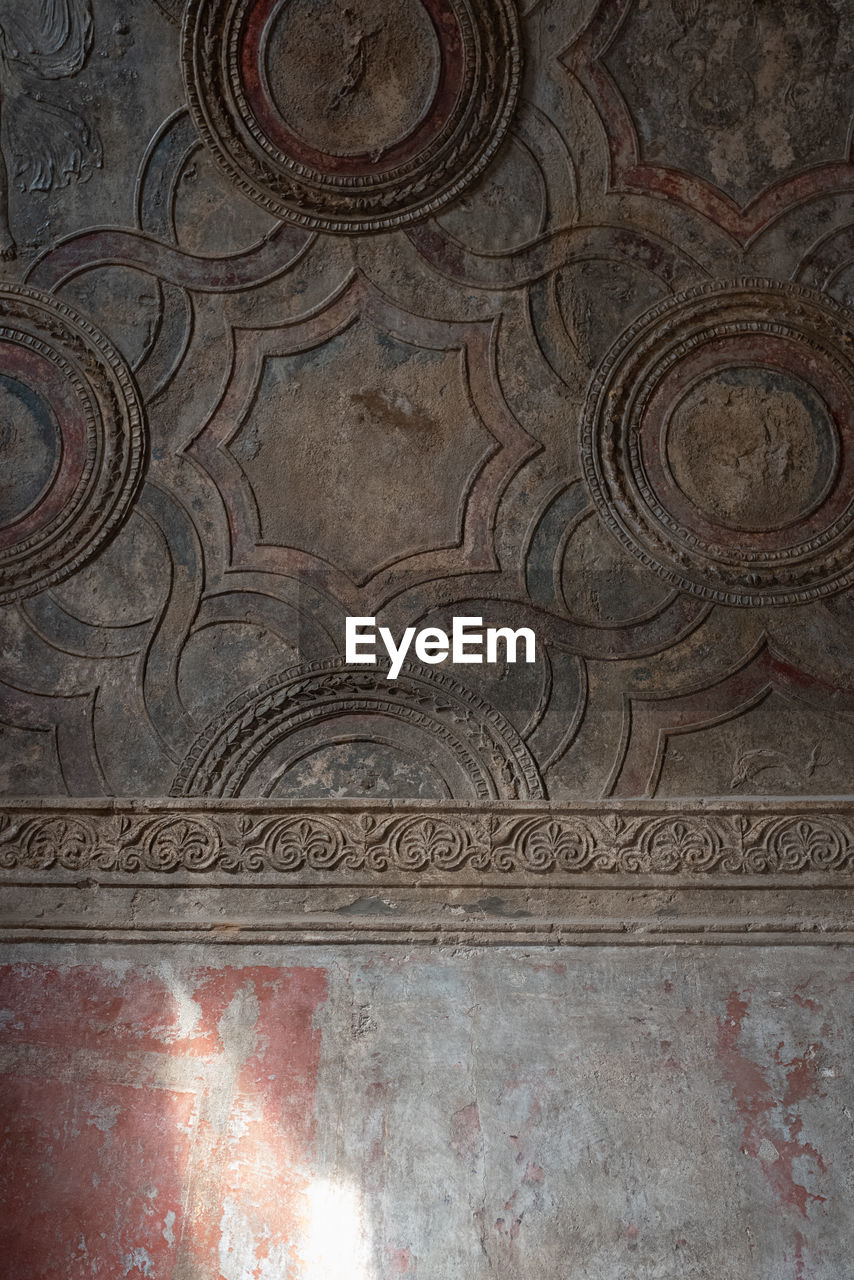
[171, 660, 545, 800]
[181, 0, 522, 232]
[0, 285, 146, 605]
[581, 280, 854, 606]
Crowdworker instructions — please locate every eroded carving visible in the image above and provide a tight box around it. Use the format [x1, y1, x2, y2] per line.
[182, 0, 522, 232]
[171, 660, 545, 801]
[0, 0, 100, 258]
[0, 284, 146, 605]
[563, 0, 854, 241]
[581, 280, 854, 606]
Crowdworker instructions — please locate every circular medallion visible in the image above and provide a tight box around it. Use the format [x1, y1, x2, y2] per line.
[171, 659, 544, 800]
[0, 285, 146, 605]
[664, 367, 836, 534]
[182, 0, 522, 233]
[581, 281, 854, 606]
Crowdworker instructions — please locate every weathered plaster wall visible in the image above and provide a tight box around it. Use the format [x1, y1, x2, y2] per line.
[2, 945, 852, 1280]
[2, 0, 854, 1275]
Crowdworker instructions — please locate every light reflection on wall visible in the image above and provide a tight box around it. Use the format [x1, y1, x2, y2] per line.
[299, 1179, 373, 1280]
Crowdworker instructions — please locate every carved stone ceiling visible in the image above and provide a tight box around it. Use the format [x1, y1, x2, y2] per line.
[2, 0, 854, 940]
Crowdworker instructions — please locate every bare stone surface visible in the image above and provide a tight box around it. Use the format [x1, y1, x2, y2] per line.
[665, 370, 837, 533]
[230, 322, 491, 583]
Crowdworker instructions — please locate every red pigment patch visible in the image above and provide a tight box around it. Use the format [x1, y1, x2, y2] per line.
[496, 1191, 524, 1242]
[780, 1044, 822, 1108]
[0, 1077, 193, 1280]
[450, 1101, 482, 1160]
[177, 967, 328, 1277]
[0, 963, 197, 1054]
[793, 981, 821, 1014]
[387, 1245, 414, 1274]
[716, 990, 826, 1219]
[0, 964, 328, 1280]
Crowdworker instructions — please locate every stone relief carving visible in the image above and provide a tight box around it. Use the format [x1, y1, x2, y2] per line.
[581, 280, 854, 606]
[0, 0, 100, 258]
[564, 0, 854, 240]
[182, 0, 523, 232]
[4, 802, 853, 877]
[0, 284, 146, 604]
[3, 800, 854, 943]
[171, 660, 545, 801]
[0, 0, 852, 932]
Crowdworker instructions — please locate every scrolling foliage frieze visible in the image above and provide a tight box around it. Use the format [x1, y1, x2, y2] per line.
[2, 804, 854, 878]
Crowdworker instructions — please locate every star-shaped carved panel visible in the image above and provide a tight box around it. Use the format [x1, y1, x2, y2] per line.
[187, 276, 537, 603]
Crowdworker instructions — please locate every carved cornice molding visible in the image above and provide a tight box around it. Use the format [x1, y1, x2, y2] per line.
[2, 800, 854, 945]
[3, 799, 854, 879]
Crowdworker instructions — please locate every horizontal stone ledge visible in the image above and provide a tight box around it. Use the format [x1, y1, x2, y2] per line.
[2, 798, 854, 880]
[2, 919, 853, 947]
[4, 805, 854, 940]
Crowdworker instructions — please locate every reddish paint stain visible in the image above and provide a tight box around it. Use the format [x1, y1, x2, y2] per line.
[716, 990, 826, 1220]
[0, 963, 199, 1055]
[780, 1044, 822, 1108]
[496, 1200, 524, 1242]
[0, 963, 328, 1280]
[793, 980, 821, 1012]
[177, 967, 328, 1277]
[0, 1077, 194, 1280]
[450, 1101, 482, 1160]
[387, 1245, 414, 1274]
